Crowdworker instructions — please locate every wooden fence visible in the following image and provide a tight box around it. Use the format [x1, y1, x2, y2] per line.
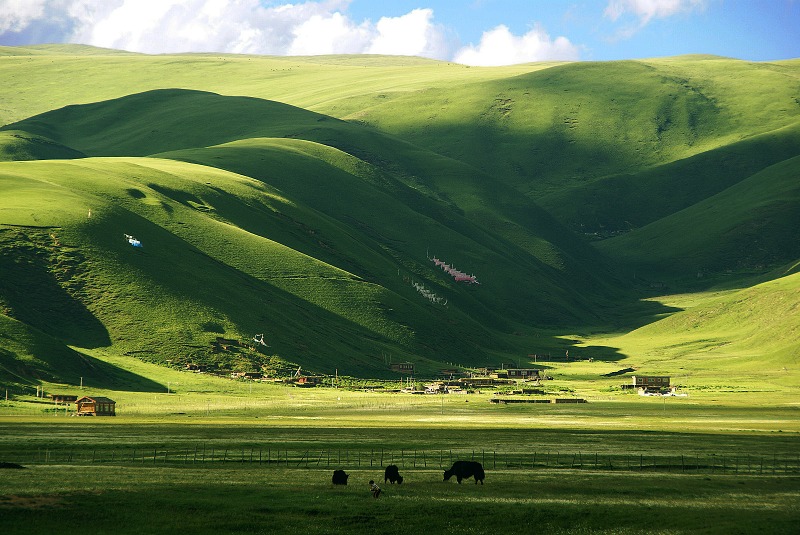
[5, 448, 799, 475]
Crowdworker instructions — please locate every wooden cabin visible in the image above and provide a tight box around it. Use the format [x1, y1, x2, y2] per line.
[502, 368, 540, 380]
[294, 375, 324, 386]
[49, 394, 78, 404]
[75, 396, 116, 416]
[631, 375, 671, 391]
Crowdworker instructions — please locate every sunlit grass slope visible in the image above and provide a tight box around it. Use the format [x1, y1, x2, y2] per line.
[0, 45, 548, 126]
[0, 157, 426, 381]
[347, 56, 800, 196]
[2, 88, 624, 322]
[2, 149, 616, 385]
[578, 272, 800, 390]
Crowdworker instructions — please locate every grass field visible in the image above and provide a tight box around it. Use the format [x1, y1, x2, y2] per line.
[2, 387, 799, 535]
[1, 464, 798, 535]
[2, 346, 799, 534]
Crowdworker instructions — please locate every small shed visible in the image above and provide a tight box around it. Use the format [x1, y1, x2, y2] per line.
[49, 394, 78, 405]
[75, 396, 116, 416]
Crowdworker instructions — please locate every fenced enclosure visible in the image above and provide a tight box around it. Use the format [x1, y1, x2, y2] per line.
[6, 447, 799, 475]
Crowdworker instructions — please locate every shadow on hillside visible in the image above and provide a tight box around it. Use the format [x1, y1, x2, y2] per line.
[0, 345, 164, 393]
[0, 228, 111, 348]
[49, 349, 166, 392]
[0, 88, 354, 157]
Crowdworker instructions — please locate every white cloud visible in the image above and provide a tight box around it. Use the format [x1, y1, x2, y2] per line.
[453, 24, 579, 66]
[0, 0, 456, 58]
[604, 0, 707, 25]
[0, 0, 46, 33]
[288, 12, 371, 55]
[367, 8, 451, 59]
[0, 1, 579, 65]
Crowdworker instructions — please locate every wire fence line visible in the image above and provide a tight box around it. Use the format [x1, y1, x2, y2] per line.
[4, 448, 799, 475]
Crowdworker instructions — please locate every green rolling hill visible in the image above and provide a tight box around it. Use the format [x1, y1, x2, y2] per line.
[0, 46, 797, 388]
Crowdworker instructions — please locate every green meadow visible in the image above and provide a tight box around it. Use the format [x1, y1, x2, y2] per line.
[0, 46, 799, 533]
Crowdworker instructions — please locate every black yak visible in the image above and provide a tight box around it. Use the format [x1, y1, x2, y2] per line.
[332, 469, 349, 485]
[384, 464, 403, 484]
[443, 460, 485, 484]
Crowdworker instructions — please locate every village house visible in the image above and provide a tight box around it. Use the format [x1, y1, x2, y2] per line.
[294, 375, 324, 387]
[75, 396, 116, 416]
[630, 375, 672, 392]
[498, 368, 541, 381]
[49, 394, 78, 404]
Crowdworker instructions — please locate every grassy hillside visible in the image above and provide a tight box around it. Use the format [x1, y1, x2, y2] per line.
[0, 148, 620, 384]
[596, 155, 800, 280]
[0, 46, 798, 388]
[577, 272, 800, 391]
[0, 131, 86, 161]
[346, 56, 800, 195]
[2, 88, 623, 320]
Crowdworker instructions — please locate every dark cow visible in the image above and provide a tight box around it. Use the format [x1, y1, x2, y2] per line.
[384, 464, 403, 484]
[443, 460, 485, 484]
[332, 469, 349, 485]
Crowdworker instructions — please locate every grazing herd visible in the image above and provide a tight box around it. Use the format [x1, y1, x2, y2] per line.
[332, 461, 485, 496]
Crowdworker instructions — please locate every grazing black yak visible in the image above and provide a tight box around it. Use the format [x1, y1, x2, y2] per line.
[384, 464, 403, 484]
[332, 469, 349, 485]
[443, 460, 485, 484]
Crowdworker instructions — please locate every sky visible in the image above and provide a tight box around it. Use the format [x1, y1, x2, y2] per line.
[0, 0, 797, 65]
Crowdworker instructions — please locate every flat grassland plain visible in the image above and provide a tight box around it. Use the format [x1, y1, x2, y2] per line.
[2, 360, 799, 535]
